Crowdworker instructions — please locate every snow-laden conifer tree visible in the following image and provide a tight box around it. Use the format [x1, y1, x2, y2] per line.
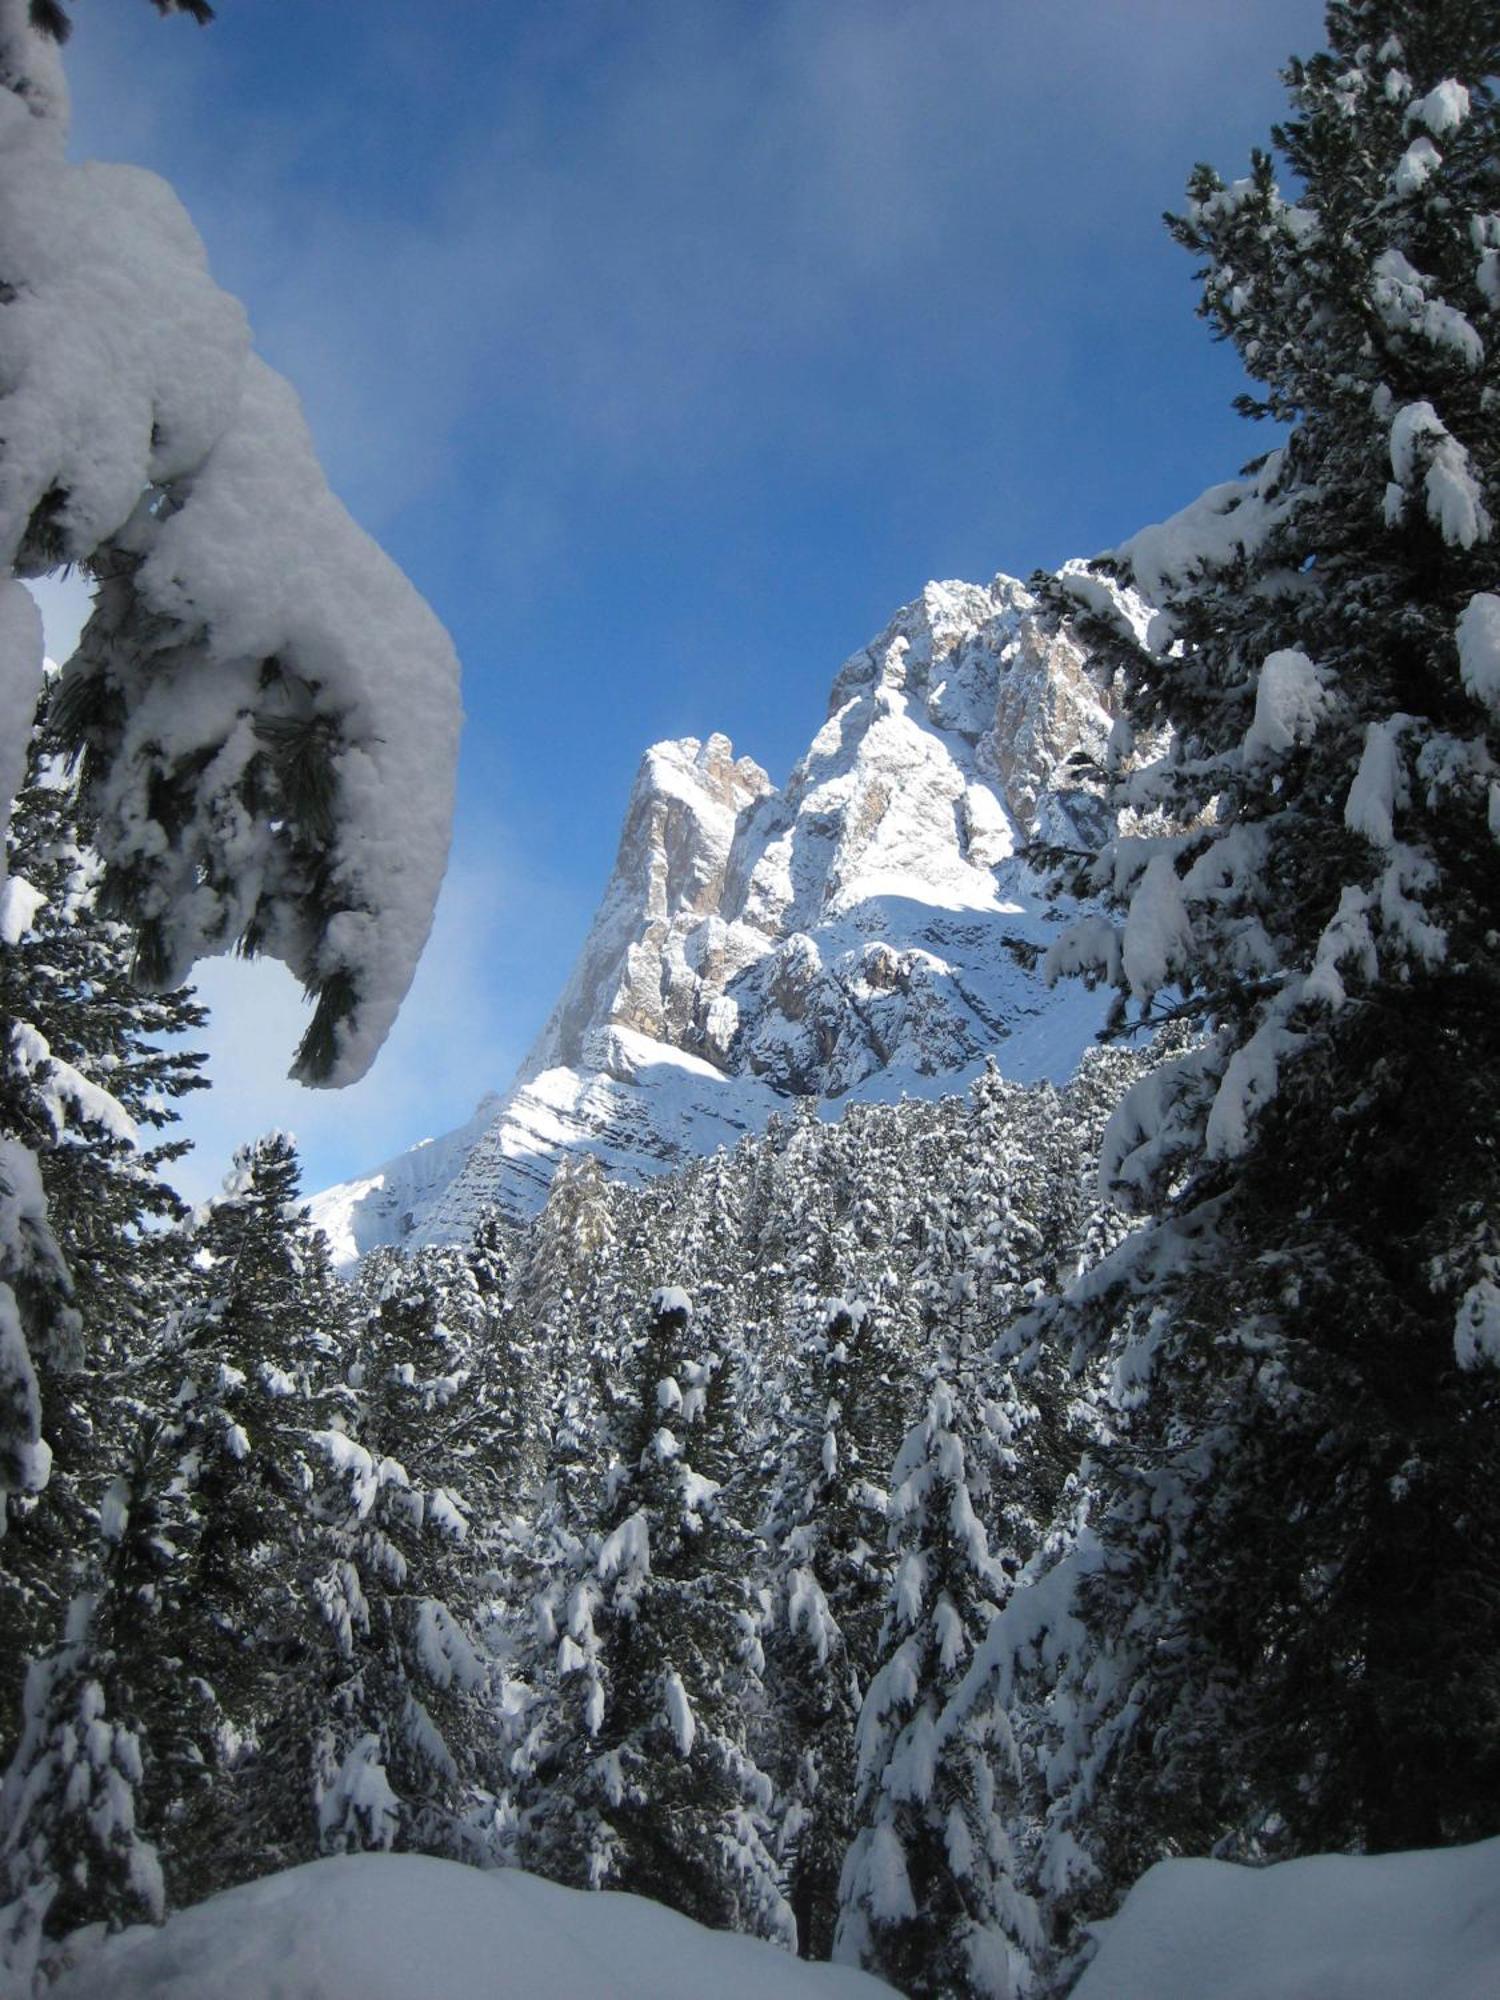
[762, 1300, 904, 1960]
[0, 1593, 161, 1994]
[0, 8, 458, 1081]
[0, 0, 460, 1528]
[512, 1287, 790, 1945]
[2, 689, 206, 1320]
[150, 1135, 349, 1902]
[837, 1320, 1040, 1999]
[516, 1154, 616, 1442]
[313, 1248, 498, 1863]
[1028, 0, 1500, 1907]
[462, 1209, 543, 1510]
[0, 691, 206, 1702]
[0, 1395, 195, 1991]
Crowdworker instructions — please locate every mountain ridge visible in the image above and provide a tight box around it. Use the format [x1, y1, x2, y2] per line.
[310, 566, 1132, 1264]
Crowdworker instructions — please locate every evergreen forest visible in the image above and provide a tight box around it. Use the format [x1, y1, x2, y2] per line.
[2, 1, 1499, 1996]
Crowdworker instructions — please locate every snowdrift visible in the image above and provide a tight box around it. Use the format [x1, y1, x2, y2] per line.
[46, 1852, 895, 1999]
[1073, 1834, 1500, 2000]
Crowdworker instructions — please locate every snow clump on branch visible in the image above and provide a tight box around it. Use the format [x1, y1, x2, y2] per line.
[0, 0, 461, 1088]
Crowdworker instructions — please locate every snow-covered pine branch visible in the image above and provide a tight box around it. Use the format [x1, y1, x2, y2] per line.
[0, 0, 459, 1524]
[1017, 2, 1500, 1946]
[0, 0, 460, 1088]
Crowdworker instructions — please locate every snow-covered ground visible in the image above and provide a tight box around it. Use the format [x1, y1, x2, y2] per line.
[1073, 1834, 1500, 2000]
[43, 1836, 1500, 1998]
[46, 1853, 895, 2000]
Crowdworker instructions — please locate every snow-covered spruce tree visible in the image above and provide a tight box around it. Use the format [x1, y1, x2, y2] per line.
[0, 693, 206, 1719]
[462, 1207, 544, 1510]
[903, 1072, 1052, 1374]
[311, 1246, 499, 1863]
[836, 1325, 1040, 2000]
[495, 1177, 635, 1828]
[0, 0, 459, 1526]
[497, 1355, 614, 1877]
[1033, 0, 1500, 1886]
[0, 1388, 202, 1985]
[960, 1067, 1049, 1309]
[762, 1300, 905, 1961]
[514, 1153, 616, 1441]
[513, 1288, 790, 1945]
[150, 1135, 351, 1903]
[0, 1592, 161, 1994]
[5, 689, 206, 1326]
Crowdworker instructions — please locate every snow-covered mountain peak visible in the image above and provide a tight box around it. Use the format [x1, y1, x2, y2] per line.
[310, 566, 1125, 1263]
[520, 731, 773, 1080]
[817, 571, 1112, 841]
[638, 732, 773, 836]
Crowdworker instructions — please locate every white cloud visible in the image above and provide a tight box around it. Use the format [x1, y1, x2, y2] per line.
[56, 0, 1317, 528]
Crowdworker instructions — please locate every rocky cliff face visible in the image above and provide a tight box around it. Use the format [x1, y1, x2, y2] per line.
[526, 733, 776, 1075]
[311, 570, 1124, 1263]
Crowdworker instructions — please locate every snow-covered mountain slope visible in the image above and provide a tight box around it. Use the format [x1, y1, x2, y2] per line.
[311, 571, 1124, 1263]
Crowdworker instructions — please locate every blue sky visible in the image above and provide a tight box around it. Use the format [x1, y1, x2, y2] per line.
[44, 0, 1320, 1203]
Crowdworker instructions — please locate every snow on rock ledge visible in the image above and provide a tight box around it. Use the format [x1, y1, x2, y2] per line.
[48, 1853, 895, 2000]
[1072, 1835, 1500, 2000]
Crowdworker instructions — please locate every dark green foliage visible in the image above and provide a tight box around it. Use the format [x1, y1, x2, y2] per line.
[836, 1318, 1042, 1999]
[1084, 992, 1500, 1862]
[0, 1595, 161, 1992]
[1021, 0, 1500, 1943]
[762, 1301, 903, 1958]
[152, 1134, 350, 1902]
[0, 699, 207, 1745]
[511, 1286, 790, 1941]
